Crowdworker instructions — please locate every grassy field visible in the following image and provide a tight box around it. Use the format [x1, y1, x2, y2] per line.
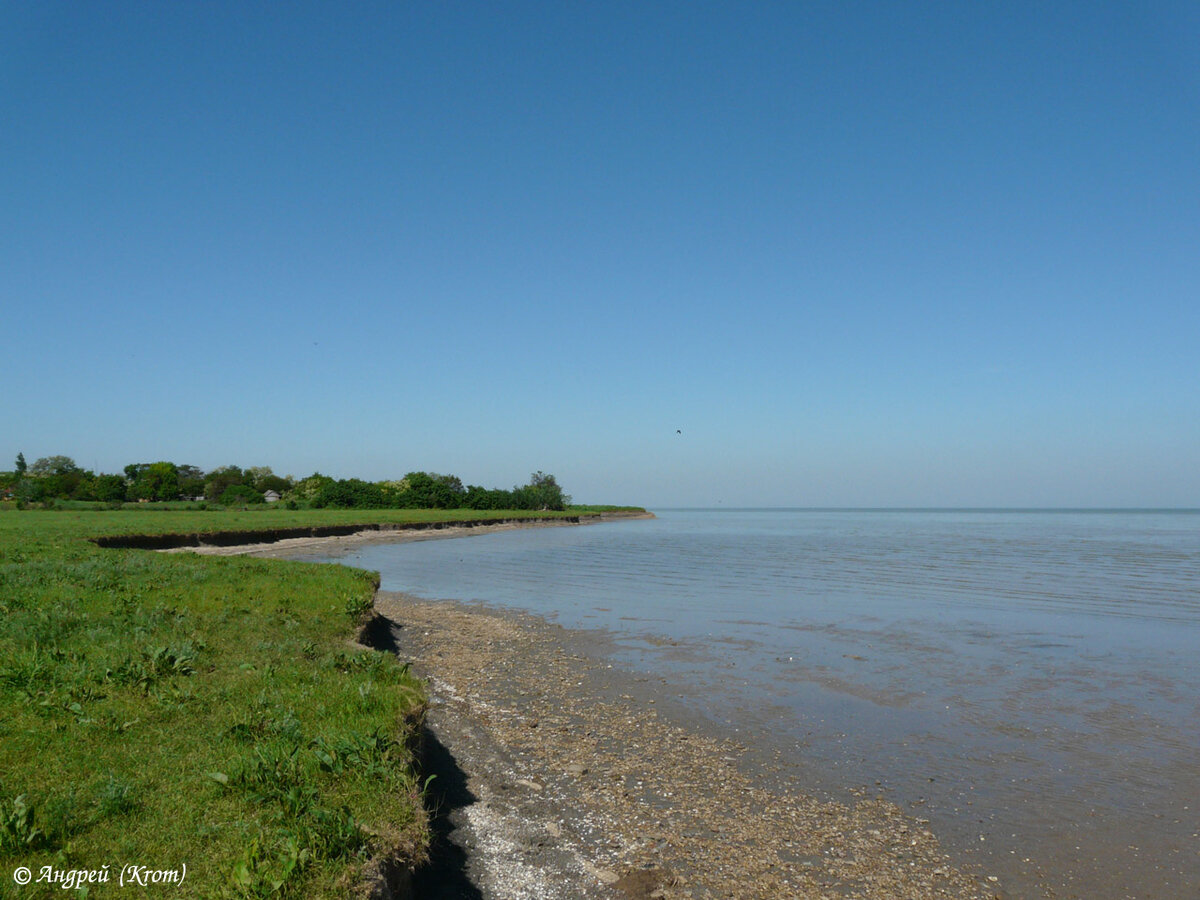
[0, 508, 574, 898]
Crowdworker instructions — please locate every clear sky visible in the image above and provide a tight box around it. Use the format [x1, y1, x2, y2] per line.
[4, 2, 1198, 507]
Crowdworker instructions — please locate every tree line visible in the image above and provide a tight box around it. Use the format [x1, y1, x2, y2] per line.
[0, 454, 571, 511]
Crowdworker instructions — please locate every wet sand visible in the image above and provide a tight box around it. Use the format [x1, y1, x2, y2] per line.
[164, 517, 619, 557]
[374, 591, 1001, 899]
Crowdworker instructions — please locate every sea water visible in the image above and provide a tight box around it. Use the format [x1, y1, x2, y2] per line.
[290, 509, 1200, 898]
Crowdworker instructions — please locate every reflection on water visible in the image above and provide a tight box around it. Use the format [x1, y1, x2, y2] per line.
[291, 509, 1200, 899]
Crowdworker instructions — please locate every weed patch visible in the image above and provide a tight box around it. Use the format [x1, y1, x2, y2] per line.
[0, 794, 49, 855]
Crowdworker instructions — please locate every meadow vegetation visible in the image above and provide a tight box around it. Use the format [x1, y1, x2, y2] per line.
[0, 507, 578, 897]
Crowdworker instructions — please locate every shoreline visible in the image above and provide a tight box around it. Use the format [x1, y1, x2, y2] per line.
[158, 510, 654, 557]
[374, 592, 999, 899]
[186, 515, 999, 897]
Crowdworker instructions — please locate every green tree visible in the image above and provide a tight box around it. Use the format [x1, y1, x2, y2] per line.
[257, 474, 292, 495]
[396, 472, 456, 508]
[244, 466, 275, 489]
[15, 453, 26, 475]
[130, 462, 181, 501]
[516, 471, 569, 510]
[176, 465, 206, 499]
[430, 473, 465, 496]
[294, 473, 335, 500]
[178, 478, 205, 499]
[311, 479, 383, 509]
[58, 468, 90, 499]
[204, 466, 248, 501]
[92, 474, 127, 502]
[69, 472, 99, 501]
[29, 455, 79, 476]
[15, 478, 43, 503]
[464, 485, 514, 509]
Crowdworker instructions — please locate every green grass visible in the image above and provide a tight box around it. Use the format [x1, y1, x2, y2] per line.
[0, 507, 571, 897]
[567, 504, 648, 513]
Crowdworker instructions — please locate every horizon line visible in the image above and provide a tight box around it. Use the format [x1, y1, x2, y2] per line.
[648, 506, 1200, 513]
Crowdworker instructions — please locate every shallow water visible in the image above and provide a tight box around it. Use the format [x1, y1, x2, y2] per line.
[292, 509, 1200, 899]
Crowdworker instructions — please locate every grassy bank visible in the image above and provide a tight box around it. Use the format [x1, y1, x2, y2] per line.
[0, 508, 573, 897]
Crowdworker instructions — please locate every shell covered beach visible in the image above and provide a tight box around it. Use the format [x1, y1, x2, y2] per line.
[373, 591, 1003, 899]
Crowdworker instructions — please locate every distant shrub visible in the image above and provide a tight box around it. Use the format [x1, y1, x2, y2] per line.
[92, 474, 127, 502]
[463, 486, 515, 510]
[390, 472, 458, 509]
[311, 480, 384, 509]
[219, 485, 264, 506]
[293, 473, 335, 500]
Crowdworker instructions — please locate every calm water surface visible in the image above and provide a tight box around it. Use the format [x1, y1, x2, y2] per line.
[293, 510, 1200, 898]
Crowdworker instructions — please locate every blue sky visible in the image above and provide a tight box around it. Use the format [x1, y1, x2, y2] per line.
[4, 2, 1198, 506]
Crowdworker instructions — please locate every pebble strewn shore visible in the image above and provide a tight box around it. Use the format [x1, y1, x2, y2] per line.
[377, 592, 1003, 900]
